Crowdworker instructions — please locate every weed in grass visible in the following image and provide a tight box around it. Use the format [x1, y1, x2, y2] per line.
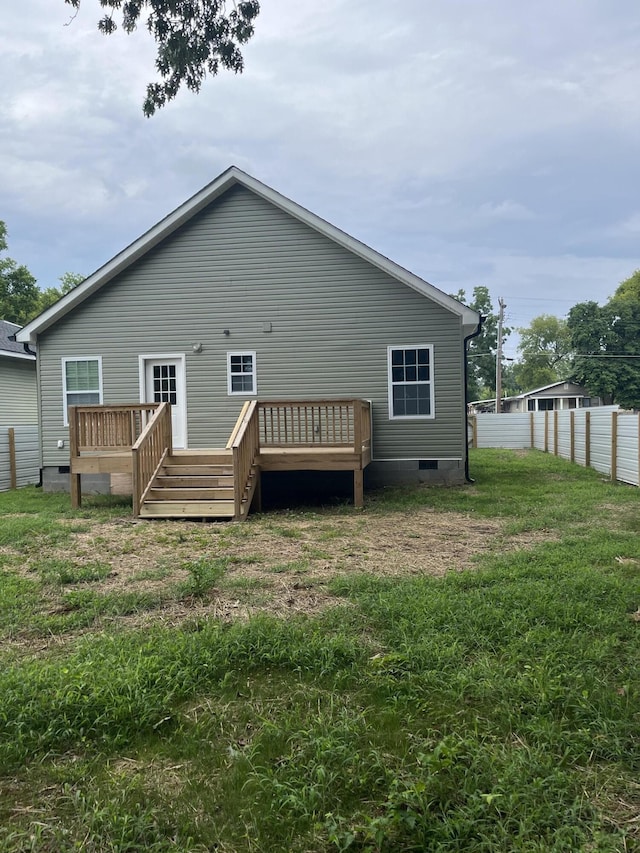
[302, 544, 332, 560]
[269, 524, 304, 540]
[0, 775, 193, 853]
[177, 557, 228, 597]
[0, 515, 75, 550]
[32, 557, 113, 585]
[131, 565, 175, 583]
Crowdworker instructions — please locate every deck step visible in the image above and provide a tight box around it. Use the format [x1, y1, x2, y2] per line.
[154, 475, 234, 488]
[147, 487, 235, 501]
[161, 465, 234, 477]
[167, 451, 231, 465]
[139, 499, 236, 518]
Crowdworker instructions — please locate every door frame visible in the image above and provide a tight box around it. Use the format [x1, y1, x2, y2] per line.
[138, 353, 188, 448]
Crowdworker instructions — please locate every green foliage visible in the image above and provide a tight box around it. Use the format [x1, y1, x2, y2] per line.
[64, 0, 261, 116]
[38, 271, 85, 314]
[0, 220, 84, 324]
[568, 298, 640, 408]
[613, 268, 640, 303]
[515, 314, 573, 390]
[454, 286, 510, 399]
[0, 221, 40, 324]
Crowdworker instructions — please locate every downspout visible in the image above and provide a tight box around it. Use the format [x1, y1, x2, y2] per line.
[463, 315, 484, 483]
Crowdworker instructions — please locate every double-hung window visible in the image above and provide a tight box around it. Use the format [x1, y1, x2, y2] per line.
[227, 351, 257, 395]
[62, 357, 103, 424]
[388, 345, 434, 418]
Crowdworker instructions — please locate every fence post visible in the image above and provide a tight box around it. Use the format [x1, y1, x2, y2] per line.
[570, 411, 575, 463]
[8, 428, 17, 489]
[544, 411, 549, 453]
[611, 411, 618, 482]
[585, 411, 591, 469]
[472, 415, 478, 448]
[554, 411, 559, 455]
[530, 413, 534, 448]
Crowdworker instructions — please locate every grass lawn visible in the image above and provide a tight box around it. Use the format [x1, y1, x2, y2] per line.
[0, 449, 638, 852]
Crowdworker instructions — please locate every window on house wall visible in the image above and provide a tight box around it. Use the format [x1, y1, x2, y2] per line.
[387, 345, 434, 418]
[62, 357, 103, 424]
[227, 351, 257, 395]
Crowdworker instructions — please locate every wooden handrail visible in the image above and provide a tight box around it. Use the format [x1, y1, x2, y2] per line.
[257, 399, 370, 450]
[69, 403, 160, 455]
[131, 402, 172, 517]
[230, 400, 259, 520]
[226, 401, 252, 449]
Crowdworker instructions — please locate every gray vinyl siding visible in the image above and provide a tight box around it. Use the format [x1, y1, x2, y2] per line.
[38, 185, 467, 467]
[0, 357, 37, 424]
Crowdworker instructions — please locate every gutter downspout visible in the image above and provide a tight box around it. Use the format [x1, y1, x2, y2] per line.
[463, 315, 484, 483]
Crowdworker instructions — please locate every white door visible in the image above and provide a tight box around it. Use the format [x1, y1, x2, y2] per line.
[142, 357, 186, 448]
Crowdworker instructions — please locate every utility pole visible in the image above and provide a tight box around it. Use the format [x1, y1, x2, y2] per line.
[495, 297, 506, 413]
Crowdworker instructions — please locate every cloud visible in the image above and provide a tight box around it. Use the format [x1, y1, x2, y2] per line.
[1, 0, 640, 325]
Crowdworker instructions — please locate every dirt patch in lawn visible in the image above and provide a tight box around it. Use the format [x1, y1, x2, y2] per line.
[4, 507, 551, 638]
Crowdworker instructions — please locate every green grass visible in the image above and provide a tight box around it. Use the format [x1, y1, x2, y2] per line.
[0, 450, 638, 851]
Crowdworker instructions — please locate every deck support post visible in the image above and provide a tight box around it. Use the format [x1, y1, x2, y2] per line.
[253, 469, 262, 513]
[354, 468, 364, 508]
[70, 472, 81, 508]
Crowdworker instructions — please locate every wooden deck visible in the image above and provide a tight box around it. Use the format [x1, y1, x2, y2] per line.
[68, 400, 371, 519]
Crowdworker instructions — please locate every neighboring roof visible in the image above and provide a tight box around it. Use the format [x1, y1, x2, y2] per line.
[17, 166, 480, 344]
[469, 380, 586, 408]
[0, 320, 35, 361]
[504, 380, 584, 402]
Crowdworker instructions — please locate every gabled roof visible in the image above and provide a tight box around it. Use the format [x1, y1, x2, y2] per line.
[17, 167, 479, 345]
[505, 379, 584, 401]
[0, 320, 35, 361]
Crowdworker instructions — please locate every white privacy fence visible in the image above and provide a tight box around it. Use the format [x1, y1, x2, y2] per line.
[0, 425, 40, 491]
[469, 407, 640, 487]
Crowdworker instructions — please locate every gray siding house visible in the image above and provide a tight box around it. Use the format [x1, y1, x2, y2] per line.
[0, 320, 37, 425]
[502, 381, 601, 413]
[18, 167, 480, 501]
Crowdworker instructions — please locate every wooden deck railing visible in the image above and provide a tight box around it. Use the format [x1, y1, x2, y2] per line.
[229, 400, 259, 519]
[131, 402, 173, 517]
[258, 399, 371, 450]
[69, 403, 160, 454]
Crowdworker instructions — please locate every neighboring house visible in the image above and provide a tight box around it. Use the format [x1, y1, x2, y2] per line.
[469, 380, 601, 414]
[0, 320, 37, 424]
[17, 166, 480, 508]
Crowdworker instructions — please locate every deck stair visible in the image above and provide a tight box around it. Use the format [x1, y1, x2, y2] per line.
[139, 450, 246, 519]
[69, 399, 371, 519]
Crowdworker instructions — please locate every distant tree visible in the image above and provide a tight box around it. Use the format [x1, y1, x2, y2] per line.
[568, 298, 640, 408]
[38, 272, 85, 313]
[514, 314, 573, 390]
[0, 221, 40, 325]
[64, 0, 261, 116]
[613, 269, 640, 303]
[453, 286, 510, 400]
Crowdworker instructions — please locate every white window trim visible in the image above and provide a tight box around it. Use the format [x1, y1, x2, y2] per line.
[62, 356, 103, 426]
[387, 344, 435, 420]
[227, 351, 257, 396]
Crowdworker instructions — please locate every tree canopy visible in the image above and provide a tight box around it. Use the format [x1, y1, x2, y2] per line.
[64, 0, 261, 116]
[0, 221, 83, 325]
[453, 286, 511, 401]
[515, 314, 573, 391]
[0, 222, 41, 325]
[568, 298, 640, 408]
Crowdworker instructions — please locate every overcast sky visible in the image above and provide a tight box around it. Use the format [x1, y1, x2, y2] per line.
[2, 0, 640, 356]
